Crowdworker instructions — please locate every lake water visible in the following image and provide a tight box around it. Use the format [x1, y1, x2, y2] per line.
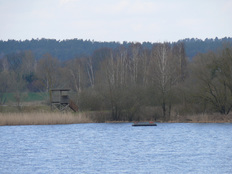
[0, 123, 232, 174]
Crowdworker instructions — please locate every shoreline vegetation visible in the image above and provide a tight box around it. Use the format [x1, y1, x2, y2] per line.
[1, 101, 232, 126]
[1, 41, 232, 126]
[2, 45, 232, 126]
[0, 112, 93, 126]
[1, 108, 232, 126]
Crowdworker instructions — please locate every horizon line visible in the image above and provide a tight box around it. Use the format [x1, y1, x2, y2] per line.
[0, 36, 231, 43]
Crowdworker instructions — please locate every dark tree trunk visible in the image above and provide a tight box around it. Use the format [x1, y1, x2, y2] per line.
[162, 101, 166, 121]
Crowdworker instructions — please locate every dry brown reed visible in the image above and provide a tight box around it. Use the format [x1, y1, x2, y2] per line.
[0, 112, 93, 126]
[170, 113, 232, 123]
[1, 110, 231, 126]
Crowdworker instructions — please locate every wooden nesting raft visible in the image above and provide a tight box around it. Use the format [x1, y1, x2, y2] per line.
[50, 89, 78, 112]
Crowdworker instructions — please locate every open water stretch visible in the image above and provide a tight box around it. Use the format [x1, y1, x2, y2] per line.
[0, 123, 232, 174]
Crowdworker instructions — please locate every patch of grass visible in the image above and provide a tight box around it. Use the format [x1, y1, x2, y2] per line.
[2, 92, 48, 103]
[25, 92, 48, 102]
[0, 103, 50, 113]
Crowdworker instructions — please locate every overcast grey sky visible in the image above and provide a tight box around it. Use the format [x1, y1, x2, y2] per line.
[0, 0, 231, 42]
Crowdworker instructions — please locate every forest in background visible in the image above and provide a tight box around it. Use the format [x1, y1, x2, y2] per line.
[0, 37, 231, 60]
[0, 37, 232, 121]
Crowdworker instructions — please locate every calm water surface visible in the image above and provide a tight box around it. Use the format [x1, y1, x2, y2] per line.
[0, 123, 232, 174]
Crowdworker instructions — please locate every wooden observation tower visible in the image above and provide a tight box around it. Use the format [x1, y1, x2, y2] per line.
[50, 89, 78, 112]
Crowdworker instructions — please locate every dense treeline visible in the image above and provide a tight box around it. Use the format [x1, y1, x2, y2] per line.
[0, 37, 231, 60]
[0, 40, 232, 121]
[0, 39, 121, 61]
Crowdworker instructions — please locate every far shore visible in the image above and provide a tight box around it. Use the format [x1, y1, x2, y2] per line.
[0, 112, 231, 126]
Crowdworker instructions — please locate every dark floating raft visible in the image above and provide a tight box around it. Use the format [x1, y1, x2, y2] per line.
[132, 122, 157, 126]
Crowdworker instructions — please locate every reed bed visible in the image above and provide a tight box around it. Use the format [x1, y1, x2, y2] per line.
[0, 112, 93, 126]
[1, 110, 231, 126]
[170, 113, 232, 123]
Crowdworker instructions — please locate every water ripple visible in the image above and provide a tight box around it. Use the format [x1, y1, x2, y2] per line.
[0, 123, 232, 173]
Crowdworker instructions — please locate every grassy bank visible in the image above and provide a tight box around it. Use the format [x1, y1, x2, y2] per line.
[169, 113, 232, 123]
[0, 111, 232, 126]
[0, 112, 93, 126]
[1, 102, 232, 125]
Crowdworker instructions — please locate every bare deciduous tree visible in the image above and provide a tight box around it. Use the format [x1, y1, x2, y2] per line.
[151, 43, 184, 120]
[191, 47, 232, 114]
[37, 54, 60, 106]
[21, 51, 36, 75]
[86, 57, 95, 88]
[128, 43, 142, 84]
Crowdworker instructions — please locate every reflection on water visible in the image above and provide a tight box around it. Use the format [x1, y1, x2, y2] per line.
[0, 123, 232, 173]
